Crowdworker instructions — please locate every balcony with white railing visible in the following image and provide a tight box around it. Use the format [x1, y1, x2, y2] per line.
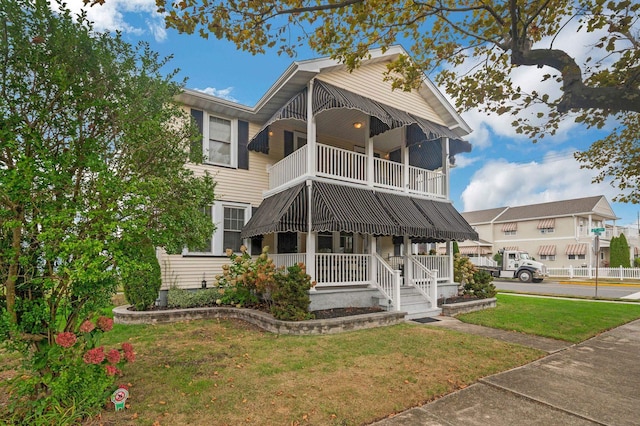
[266, 142, 446, 198]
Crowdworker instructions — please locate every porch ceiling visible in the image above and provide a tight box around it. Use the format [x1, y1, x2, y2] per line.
[241, 181, 478, 242]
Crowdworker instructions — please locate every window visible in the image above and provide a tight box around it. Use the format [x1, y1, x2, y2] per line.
[318, 232, 333, 253]
[540, 255, 556, 261]
[186, 202, 250, 255]
[205, 114, 236, 166]
[504, 230, 517, 236]
[539, 228, 555, 234]
[568, 254, 586, 260]
[223, 207, 245, 253]
[339, 232, 354, 254]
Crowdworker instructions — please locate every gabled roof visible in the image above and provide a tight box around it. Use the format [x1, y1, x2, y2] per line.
[461, 207, 508, 224]
[175, 46, 471, 136]
[463, 196, 618, 224]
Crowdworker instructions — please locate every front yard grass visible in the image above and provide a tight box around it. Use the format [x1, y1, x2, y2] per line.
[50, 319, 543, 426]
[457, 294, 640, 343]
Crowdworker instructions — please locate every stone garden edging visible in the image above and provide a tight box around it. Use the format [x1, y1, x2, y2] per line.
[441, 297, 497, 316]
[112, 305, 407, 335]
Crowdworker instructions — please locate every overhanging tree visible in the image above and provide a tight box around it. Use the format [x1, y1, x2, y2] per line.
[0, 0, 216, 345]
[155, 0, 640, 201]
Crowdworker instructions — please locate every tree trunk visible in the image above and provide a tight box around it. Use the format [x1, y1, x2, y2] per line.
[5, 209, 23, 323]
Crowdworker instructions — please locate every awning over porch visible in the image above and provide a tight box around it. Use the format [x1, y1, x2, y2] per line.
[248, 79, 465, 155]
[241, 181, 478, 242]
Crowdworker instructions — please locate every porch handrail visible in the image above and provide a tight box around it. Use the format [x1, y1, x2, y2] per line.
[316, 144, 367, 183]
[407, 255, 438, 305]
[373, 254, 402, 311]
[270, 253, 306, 270]
[407, 166, 446, 199]
[267, 144, 308, 189]
[413, 255, 450, 283]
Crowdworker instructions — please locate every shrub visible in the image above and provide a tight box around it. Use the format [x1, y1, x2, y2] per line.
[464, 270, 497, 299]
[122, 238, 162, 311]
[635, 258, 640, 268]
[270, 263, 315, 321]
[167, 287, 221, 308]
[454, 254, 477, 295]
[5, 317, 133, 425]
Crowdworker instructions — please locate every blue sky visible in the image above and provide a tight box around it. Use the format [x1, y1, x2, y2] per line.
[68, 2, 639, 229]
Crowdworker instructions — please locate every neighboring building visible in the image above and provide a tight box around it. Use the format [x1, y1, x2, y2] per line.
[458, 196, 639, 268]
[157, 46, 478, 317]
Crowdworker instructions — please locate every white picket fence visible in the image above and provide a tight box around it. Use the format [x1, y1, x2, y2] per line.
[547, 266, 640, 280]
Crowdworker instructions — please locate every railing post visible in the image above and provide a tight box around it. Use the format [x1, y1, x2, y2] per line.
[620, 265, 624, 281]
[569, 265, 574, 279]
[393, 270, 402, 311]
[431, 269, 438, 306]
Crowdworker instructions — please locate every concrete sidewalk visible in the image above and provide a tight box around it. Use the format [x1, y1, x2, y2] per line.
[370, 317, 640, 425]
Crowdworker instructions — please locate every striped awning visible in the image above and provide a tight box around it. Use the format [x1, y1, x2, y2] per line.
[242, 181, 478, 241]
[459, 246, 491, 255]
[411, 198, 479, 242]
[311, 182, 398, 235]
[566, 244, 588, 255]
[501, 223, 517, 232]
[503, 246, 520, 251]
[248, 79, 463, 153]
[241, 183, 308, 238]
[538, 245, 557, 256]
[537, 218, 556, 229]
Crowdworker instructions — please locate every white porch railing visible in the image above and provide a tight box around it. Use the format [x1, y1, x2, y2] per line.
[271, 253, 306, 270]
[317, 144, 367, 183]
[373, 254, 402, 311]
[267, 143, 446, 198]
[548, 266, 640, 280]
[267, 144, 308, 189]
[407, 255, 438, 305]
[315, 253, 370, 286]
[413, 255, 451, 283]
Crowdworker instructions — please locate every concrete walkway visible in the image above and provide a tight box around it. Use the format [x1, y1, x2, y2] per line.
[370, 317, 640, 425]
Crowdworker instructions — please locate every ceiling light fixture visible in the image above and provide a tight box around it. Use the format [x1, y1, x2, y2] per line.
[353, 122, 363, 129]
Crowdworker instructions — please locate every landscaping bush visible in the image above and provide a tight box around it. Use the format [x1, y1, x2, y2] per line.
[122, 238, 162, 311]
[5, 317, 134, 425]
[270, 263, 315, 321]
[464, 270, 497, 299]
[454, 254, 477, 295]
[167, 287, 221, 308]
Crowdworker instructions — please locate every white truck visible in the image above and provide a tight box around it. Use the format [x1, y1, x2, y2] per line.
[469, 249, 546, 283]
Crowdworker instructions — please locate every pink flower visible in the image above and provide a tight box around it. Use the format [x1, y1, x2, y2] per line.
[79, 320, 95, 333]
[55, 332, 77, 348]
[83, 346, 105, 364]
[105, 365, 120, 376]
[107, 349, 121, 364]
[121, 342, 135, 363]
[96, 316, 113, 332]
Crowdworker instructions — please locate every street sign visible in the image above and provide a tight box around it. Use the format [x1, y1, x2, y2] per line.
[591, 228, 605, 234]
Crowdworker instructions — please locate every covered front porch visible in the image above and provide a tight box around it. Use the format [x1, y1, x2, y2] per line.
[242, 180, 478, 317]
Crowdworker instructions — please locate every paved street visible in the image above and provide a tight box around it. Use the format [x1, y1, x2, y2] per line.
[494, 278, 640, 299]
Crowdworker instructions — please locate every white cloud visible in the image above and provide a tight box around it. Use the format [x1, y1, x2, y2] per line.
[194, 87, 238, 102]
[60, 0, 167, 42]
[461, 150, 623, 212]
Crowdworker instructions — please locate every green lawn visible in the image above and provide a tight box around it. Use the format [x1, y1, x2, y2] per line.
[457, 294, 640, 343]
[65, 319, 540, 426]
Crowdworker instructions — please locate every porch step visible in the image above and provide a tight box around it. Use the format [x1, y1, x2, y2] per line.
[373, 286, 441, 319]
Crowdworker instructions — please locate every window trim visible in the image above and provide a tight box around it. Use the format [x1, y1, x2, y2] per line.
[504, 230, 517, 236]
[185, 201, 251, 256]
[203, 113, 238, 168]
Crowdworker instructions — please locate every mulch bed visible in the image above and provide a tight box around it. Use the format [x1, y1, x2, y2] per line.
[310, 306, 384, 319]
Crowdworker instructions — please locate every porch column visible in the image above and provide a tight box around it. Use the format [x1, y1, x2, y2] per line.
[588, 214, 593, 277]
[306, 79, 317, 176]
[306, 180, 316, 290]
[403, 235, 411, 285]
[401, 133, 409, 193]
[366, 131, 374, 187]
[442, 137, 450, 199]
[448, 241, 454, 284]
[369, 236, 377, 287]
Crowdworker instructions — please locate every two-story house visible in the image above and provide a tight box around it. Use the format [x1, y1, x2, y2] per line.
[458, 196, 623, 269]
[158, 46, 478, 318]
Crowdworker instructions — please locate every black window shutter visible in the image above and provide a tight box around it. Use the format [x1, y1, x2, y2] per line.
[190, 109, 204, 162]
[238, 120, 249, 170]
[389, 148, 401, 163]
[284, 130, 294, 157]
